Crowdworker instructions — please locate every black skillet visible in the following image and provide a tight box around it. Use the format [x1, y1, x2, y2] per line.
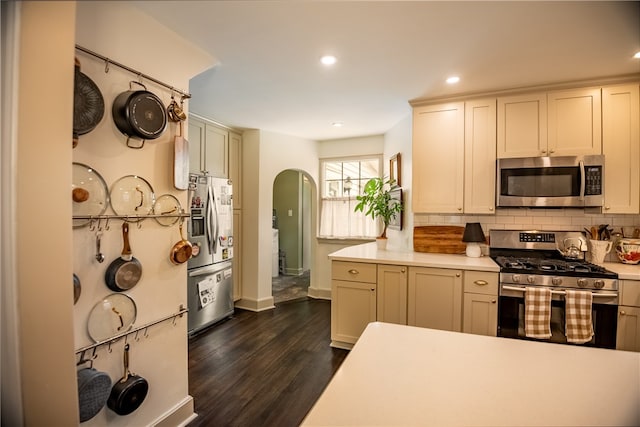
[73, 58, 104, 148]
[105, 222, 142, 291]
[107, 343, 149, 415]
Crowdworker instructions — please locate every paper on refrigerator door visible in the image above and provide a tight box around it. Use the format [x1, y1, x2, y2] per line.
[197, 276, 217, 308]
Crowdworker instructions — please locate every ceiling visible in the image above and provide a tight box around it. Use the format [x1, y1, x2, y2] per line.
[132, 1, 640, 141]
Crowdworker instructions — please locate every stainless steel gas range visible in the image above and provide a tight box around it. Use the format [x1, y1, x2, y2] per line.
[490, 229, 619, 349]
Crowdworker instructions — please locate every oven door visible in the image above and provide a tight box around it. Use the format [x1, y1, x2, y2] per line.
[498, 291, 618, 349]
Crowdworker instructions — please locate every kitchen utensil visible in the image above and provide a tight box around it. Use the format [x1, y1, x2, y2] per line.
[107, 343, 149, 415]
[105, 223, 143, 292]
[109, 175, 155, 221]
[170, 221, 193, 265]
[590, 226, 598, 240]
[615, 238, 640, 265]
[112, 81, 167, 149]
[95, 231, 105, 263]
[73, 274, 81, 304]
[73, 58, 104, 148]
[153, 194, 182, 226]
[72, 163, 109, 228]
[167, 94, 187, 122]
[77, 359, 111, 422]
[556, 238, 583, 259]
[87, 293, 137, 342]
[587, 239, 612, 265]
[173, 121, 189, 190]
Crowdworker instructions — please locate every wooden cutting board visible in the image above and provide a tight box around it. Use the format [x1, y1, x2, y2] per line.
[413, 226, 467, 254]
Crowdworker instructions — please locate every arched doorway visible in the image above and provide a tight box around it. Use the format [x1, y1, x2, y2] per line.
[272, 169, 312, 304]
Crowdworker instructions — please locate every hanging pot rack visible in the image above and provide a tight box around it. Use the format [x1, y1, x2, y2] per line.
[75, 305, 188, 356]
[75, 44, 192, 100]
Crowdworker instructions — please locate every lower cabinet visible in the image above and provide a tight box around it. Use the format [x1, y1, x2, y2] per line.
[617, 280, 640, 352]
[331, 260, 499, 348]
[462, 271, 498, 336]
[408, 267, 462, 331]
[331, 262, 377, 348]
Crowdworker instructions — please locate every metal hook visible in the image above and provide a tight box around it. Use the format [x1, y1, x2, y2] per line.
[134, 330, 140, 342]
[107, 341, 113, 353]
[97, 217, 103, 232]
[104, 217, 111, 231]
[137, 219, 142, 229]
[77, 349, 87, 365]
[89, 218, 96, 232]
[104, 59, 110, 73]
[138, 73, 143, 84]
[91, 347, 98, 360]
[143, 327, 149, 339]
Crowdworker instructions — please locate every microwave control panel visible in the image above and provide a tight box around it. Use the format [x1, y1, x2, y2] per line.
[585, 166, 602, 195]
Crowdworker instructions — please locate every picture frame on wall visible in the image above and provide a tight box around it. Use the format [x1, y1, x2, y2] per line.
[389, 153, 401, 187]
[388, 187, 403, 230]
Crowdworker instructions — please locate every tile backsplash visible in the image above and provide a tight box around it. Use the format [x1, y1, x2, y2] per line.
[414, 208, 640, 262]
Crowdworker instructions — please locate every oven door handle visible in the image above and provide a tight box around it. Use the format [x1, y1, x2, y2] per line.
[501, 285, 617, 298]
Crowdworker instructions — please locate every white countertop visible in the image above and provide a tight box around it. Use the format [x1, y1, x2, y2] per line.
[328, 242, 500, 272]
[328, 242, 640, 280]
[303, 323, 640, 427]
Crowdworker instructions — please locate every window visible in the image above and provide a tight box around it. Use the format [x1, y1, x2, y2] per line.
[319, 156, 382, 238]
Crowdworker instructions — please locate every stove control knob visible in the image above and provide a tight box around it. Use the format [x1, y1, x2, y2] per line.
[512, 274, 521, 283]
[577, 278, 588, 288]
[594, 279, 605, 289]
[527, 275, 535, 284]
[551, 277, 562, 286]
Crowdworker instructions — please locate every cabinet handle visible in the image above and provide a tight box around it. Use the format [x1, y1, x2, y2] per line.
[457, 207, 462, 211]
[348, 269, 359, 274]
[620, 311, 626, 316]
[474, 280, 489, 286]
[456, 273, 461, 277]
[489, 207, 494, 211]
[549, 149, 555, 154]
[401, 268, 406, 273]
[541, 150, 547, 155]
[604, 206, 610, 210]
[491, 300, 496, 304]
[371, 288, 375, 292]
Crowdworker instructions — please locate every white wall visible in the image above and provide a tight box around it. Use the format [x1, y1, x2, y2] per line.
[238, 130, 319, 310]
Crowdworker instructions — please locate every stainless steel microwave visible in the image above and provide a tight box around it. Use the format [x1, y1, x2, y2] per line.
[497, 155, 604, 208]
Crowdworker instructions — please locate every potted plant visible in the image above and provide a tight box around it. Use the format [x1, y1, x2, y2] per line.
[354, 177, 403, 249]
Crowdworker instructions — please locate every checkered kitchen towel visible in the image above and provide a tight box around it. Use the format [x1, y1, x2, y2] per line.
[565, 290, 594, 344]
[525, 287, 552, 339]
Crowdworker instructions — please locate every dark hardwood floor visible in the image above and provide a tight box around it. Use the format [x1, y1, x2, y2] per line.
[187, 298, 349, 427]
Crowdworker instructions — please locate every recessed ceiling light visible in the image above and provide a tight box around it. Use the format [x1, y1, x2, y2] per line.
[446, 76, 460, 84]
[321, 55, 337, 66]
[331, 122, 343, 127]
[634, 51, 640, 59]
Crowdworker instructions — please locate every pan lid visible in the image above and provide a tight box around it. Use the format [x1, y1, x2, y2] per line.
[72, 163, 109, 227]
[153, 194, 182, 226]
[87, 293, 137, 342]
[110, 175, 155, 220]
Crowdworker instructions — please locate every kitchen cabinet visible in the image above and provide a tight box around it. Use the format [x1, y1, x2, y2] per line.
[232, 210, 242, 301]
[377, 264, 407, 325]
[229, 131, 243, 209]
[408, 267, 462, 332]
[602, 84, 640, 214]
[412, 102, 464, 213]
[547, 87, 601, 157]
[617, 279, 640, 352]
[497, 88, 601, 158]
[464, 98, 497, 214]
[331, 261, 377, 348]
[462, 271, 498, 336]
[188, 116, 229, 178]
[497, 93, 547, 158]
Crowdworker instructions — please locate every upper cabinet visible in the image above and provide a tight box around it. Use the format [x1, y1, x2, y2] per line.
[412, 102, 465, 213]
[602, 84, 640, 214]
[229, 131, 243, 210]
[188, 116, 229, 178]
[412, 100, 496, 214]
[497, 88, 602, 158]
[497, 93, 547, 158]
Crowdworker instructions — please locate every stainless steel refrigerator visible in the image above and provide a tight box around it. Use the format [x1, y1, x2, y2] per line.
[187, 174, 234, 335]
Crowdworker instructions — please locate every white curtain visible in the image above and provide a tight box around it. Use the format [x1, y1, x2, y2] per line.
[319, 197, 378, 238]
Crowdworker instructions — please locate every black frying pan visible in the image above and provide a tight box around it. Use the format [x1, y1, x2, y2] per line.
[107, 344, 148, 415]
[105, 223, 142, 291]
[73, 58, 104, 148]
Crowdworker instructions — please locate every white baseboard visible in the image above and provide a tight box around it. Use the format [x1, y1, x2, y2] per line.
[308, 286, 331, 300]
[234, 296, 275, 312]
[152, 396, 196, 427]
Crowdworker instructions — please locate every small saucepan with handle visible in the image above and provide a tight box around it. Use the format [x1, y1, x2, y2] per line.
[170, 218, 193, 265]
[105, 222, 142, 291]
[107, 343, 149, 416]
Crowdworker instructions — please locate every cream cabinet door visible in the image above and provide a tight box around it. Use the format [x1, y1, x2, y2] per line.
[408, 267, 462, 332]
[602, 84, 639, 214]
[232, 210, 241, 301]
[463, 293, 498, 336]
[203, 124, 229, 178]
[464, 99, 496, 214]
[497, 93, 547, 158]
[617, 306, 640, 352]
[331, 280, 376, 346]
[412, 102, 464, 213]
[229, 131, 242, 209]
[547, 87, 602, 156]
[377, 264, 407, 325]
[188, 119, 205, 174]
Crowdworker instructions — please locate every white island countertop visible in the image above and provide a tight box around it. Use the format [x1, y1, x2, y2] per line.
[328, 242, 500, 272]
[303, 322, 640, 427]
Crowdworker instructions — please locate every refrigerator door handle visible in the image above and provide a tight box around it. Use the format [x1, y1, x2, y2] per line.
[206, 185, 217, 254]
